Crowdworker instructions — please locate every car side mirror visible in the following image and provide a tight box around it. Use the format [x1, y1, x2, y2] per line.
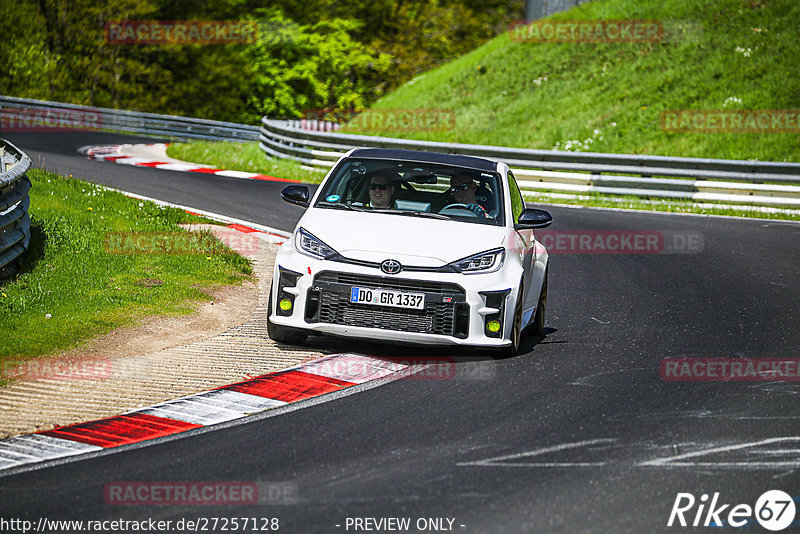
[281, 185, 310, 207]
[515, 208, 553, 229]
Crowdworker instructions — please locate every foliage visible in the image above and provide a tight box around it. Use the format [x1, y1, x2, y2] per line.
[348, 0, 800, 162]
[0, 0, 524, 124]
[243, 11, 393, 118]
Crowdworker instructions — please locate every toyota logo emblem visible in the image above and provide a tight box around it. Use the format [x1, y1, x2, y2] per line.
[380, 259, 402, 275]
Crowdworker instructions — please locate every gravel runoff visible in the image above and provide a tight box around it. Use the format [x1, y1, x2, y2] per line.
[0, 225, 330, 438]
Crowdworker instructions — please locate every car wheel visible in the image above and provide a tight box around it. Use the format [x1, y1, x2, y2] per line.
[267, 288, 308, 345]
[530, 269, 548, 336]
[500, 284, 524, 357]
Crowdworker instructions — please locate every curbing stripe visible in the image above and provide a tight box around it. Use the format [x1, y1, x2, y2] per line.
[137, 402, 249, 426]
[154, 162, 207, 172]
[219, 370, 356, 403]
[215, 170, 261, 179]
[133, 161, 170, 167]
[0, 354, 410, 473]
[295, 353, 406, 384]
[0, 435, 102, 468]
[184, 389, 288, 412]
[187, 167, 225, 174]
[40, 413, 203, 448]
[84, 143, 299, 183]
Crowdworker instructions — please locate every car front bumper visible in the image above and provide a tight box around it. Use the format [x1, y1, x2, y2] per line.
[269, 243, 525, 348]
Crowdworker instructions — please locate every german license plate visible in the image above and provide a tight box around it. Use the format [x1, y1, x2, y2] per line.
[349, 286, 425, 310]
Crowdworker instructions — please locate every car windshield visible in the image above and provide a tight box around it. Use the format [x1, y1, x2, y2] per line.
[314, 157, 505, 226]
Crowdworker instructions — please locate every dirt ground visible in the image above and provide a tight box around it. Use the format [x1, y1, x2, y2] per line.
[0, 225, 327, 438]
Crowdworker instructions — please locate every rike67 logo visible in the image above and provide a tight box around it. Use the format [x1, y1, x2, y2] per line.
[668, 490, 796, 531]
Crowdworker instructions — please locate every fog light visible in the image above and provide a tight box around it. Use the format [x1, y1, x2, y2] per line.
[279, 299, 293, 312]
[487, 320, 501, 333]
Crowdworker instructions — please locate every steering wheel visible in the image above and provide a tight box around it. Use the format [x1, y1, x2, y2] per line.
[439, 203, 480, 217]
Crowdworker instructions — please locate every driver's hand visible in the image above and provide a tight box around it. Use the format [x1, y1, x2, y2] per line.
[466, 203, 489, 217]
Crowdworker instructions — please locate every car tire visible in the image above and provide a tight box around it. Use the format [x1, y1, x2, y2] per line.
[530, 269, 548, 336]
[267, 288, 308, 345]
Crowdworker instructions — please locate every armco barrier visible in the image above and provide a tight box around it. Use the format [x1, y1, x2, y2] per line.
[259, 117, 800, 208]
[0, 139, 31, 278]
[0, 96, 259, 142]
[2, 96, 798, 209]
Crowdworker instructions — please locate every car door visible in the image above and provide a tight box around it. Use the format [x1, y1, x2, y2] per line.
[507, 171, 537, 319]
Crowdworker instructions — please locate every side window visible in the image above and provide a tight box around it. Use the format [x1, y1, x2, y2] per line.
[506, 171, 523, 223]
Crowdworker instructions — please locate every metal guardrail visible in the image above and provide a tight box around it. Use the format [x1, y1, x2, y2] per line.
[0, 139, 31, 278]
[0, 96, 259, 142]
[259, 117, 800, 208]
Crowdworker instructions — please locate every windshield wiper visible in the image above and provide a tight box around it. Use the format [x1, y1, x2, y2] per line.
[370, 208, 450, 220]
[317, 201, 366, 211]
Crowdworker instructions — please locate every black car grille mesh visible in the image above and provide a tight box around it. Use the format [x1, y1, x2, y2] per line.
[318, 292, 455, 335]
[310, 272, 467, 337]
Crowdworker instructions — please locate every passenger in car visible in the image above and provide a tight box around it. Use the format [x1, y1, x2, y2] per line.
[447, 174, 492, 218]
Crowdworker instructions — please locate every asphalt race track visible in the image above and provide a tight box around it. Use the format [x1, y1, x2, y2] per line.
[2, 131, 800, 533]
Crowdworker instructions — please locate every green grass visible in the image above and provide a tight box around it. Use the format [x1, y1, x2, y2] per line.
[343, 0, 800, 162]
[0, 169, 253, 368]
[166, 141, 327, 183]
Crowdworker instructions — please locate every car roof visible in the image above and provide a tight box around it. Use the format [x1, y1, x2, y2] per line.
[348, 148, 498, 173]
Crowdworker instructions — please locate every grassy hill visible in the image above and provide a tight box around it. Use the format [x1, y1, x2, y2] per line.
[342, 0, 800, 162]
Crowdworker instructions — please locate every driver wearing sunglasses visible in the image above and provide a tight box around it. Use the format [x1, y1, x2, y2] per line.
[367, 173, 396, 208]
[448, 174, 490, 218]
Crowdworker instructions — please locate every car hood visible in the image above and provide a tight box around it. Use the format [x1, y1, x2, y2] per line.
[298, 208, 507, 267]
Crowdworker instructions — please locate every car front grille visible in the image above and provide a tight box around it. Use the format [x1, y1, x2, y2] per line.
[306, 272, 469, 338]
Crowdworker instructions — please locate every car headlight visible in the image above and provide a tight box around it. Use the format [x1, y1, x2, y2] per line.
[450, 248, 505, 274]
[296, 227, 337, 259]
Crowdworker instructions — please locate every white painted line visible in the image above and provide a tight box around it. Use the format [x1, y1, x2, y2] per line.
[153, 163, 206, 172]
[639, 437, 800, 467]
[215, 170, 261, 179]
[296, 353, 407, 384]
[652, 461, 800, 468]
[98, 186, 292, 238]
[477, 462, 607, 467]
[114, 157, 153, 166]
[457, 438, 616, 467]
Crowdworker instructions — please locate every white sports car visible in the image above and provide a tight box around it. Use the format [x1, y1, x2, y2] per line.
[268, 148, 552, 355]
